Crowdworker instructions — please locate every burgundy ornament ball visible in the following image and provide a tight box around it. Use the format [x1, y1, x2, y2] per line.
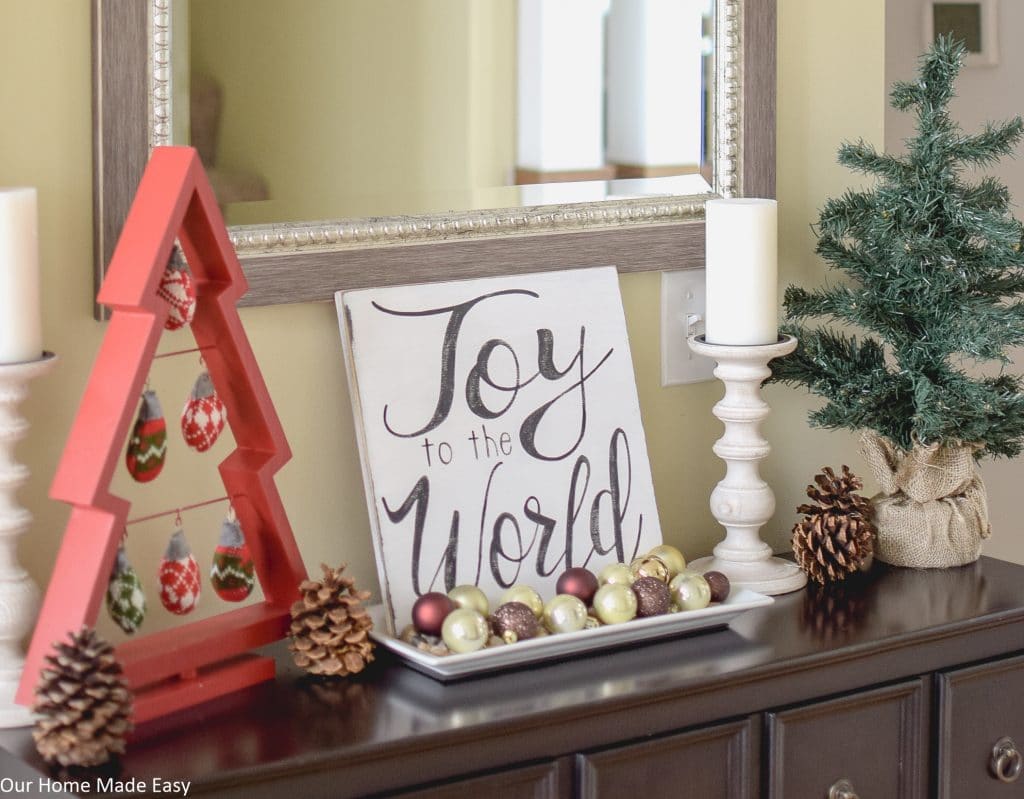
[412, 592, 457, 637]
[704, 571, 731, 603]
[491, 601, 540, 643]
[556, 567, 599, 606]
[632, 575, 671, 617]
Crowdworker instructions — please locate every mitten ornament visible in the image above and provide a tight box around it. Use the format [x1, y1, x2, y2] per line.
[33, 627, 133, 767]
[125, 389, 167, 482]
[792, 465, 876, 585]
[106, 544, 146, 634]
[211, 510, 255, 602]
[181, 370, 227, 452]
[156, 260, 196, 331]
[158, 526, 201, 614]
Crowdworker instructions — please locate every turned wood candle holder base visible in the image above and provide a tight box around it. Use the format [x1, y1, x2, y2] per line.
[687, 335, 805, 596]
[0, 352, 56, 727]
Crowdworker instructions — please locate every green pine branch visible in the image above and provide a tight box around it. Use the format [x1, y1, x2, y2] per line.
[772, 34, 1024, 457]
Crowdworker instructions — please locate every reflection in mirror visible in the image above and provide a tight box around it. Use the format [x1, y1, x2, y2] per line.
[174, 0, 715, 226]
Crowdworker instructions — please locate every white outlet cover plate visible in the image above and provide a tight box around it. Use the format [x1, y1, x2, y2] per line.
[661, 269, 716, 386]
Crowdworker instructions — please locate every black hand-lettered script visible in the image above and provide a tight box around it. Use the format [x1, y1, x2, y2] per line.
[371, 289, 645, 594]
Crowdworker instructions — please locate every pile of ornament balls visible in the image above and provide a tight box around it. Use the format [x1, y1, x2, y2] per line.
[400, 544, 730, 655]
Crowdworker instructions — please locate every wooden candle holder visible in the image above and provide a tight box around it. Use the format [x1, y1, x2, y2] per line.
[687, 334, 806, 595]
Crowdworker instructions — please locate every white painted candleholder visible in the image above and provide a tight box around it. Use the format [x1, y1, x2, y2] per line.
[687, 335, 806, 595]
[0, 352, 56, 727]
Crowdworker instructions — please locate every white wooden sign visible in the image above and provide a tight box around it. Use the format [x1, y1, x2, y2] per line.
[337, 267, 662, 634]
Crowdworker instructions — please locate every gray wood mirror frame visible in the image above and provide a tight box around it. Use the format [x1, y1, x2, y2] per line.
[92, 0, 775, 316]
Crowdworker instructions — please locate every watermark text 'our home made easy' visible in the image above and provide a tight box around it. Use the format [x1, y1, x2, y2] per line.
[0, 777, 191, 796]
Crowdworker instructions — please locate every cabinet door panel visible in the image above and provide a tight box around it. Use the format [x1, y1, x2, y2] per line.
[767, 679, 926, 799]
[938, 653, 1024, 798]
[393, 758, 569, 799]
[577, 717, 757, 799]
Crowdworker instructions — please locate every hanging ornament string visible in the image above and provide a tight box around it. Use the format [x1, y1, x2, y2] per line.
[152, 345, 214, 361]
[125, 495, 231, 527]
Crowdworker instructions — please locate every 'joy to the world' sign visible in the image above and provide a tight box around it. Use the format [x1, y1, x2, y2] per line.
[337, 267, 663, 633]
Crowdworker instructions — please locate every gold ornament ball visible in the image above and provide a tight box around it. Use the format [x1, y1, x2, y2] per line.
[630, 555, 670, 583]
[593, 583, 638, 624]
[646, 544, 687, 577]
[500, 585, 544, 618]
[671, 572, 711, 611]
[543, 594, 589, 634]
[441, 608, 490, 653]
[598, 562, 635, 587]
[448, 584, 489, 616]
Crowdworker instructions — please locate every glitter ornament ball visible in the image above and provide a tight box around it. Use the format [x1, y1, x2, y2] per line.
[646, 544, 687, 577]
[630, 555, 670, 583]
[441, 608, 490, 653]
[491, 601, 541, 643]
[671, 572, 712, 611]
[125, 390, 166, 483]
[181, 371, 227, 453]
[704, 571, 731, 603]
[556, 567, 599, 606]
[593, 583, 638, 624]
[500, 585, 544, 618]
[106, 546, 145, 634]
[448, 584, 489, 616]
[210, 513, 255, 602]
[598, 562, 634, 587]
[158, 528, 201, 615]
[543, 594, 588, 634]
[412, 592, 457, 637]
[632, 575, 671, 617]
[156, 262, 196, 331]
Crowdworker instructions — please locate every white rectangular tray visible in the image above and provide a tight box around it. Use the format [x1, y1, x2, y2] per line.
[369, 588, 773, 681]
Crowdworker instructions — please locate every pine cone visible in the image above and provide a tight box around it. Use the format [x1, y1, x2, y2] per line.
[793, 465, 876, 584]
[32, 627, 133, 768]
[289, 563, 375, 677]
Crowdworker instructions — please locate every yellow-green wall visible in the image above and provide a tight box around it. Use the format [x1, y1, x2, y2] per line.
[4, 1, 1017, 642]
[188, 0, 516, 224]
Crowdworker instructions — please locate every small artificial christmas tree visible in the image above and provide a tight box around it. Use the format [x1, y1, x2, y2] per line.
[772, 36, 1024, 568]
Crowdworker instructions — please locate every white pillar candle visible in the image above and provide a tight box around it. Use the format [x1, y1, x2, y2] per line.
[704, 198, 778, 346]
[0, 188, 42, 364]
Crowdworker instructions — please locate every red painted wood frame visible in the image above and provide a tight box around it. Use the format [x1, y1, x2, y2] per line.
[17, 147, 307, 724]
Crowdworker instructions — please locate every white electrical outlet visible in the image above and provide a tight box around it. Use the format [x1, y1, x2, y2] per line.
[661, 269, 716, 386]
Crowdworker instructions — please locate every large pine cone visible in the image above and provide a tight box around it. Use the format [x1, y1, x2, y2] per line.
[289, 563, 375, 677]
[793, 465, 876, 584]
[32, 627, 133, 767]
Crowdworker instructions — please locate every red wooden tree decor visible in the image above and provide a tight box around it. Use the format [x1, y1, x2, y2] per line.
[16, 147, 307, 724]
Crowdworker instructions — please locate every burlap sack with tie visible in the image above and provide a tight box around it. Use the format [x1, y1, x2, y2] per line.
[858, 430, 990, 568]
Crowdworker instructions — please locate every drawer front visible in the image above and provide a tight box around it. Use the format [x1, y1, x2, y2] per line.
[938, 653, 1024, 798]
[577, 717, 758, 799]
[767, 679, 927, 799]
[393, 759, 569, 799]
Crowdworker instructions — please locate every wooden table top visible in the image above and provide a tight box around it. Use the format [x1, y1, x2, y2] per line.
[3, 556, 1024, 797]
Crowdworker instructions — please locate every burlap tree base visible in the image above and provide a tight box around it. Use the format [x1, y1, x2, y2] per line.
[859, 431, 990, 568]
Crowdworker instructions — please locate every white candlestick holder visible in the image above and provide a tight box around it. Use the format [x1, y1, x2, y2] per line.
[0, 352, 56, 727]
[687, 335, 805, 595]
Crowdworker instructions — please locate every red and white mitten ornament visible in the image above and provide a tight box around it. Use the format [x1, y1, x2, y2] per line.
[181, 371, 227, 452]
[210, 510, 255, 602]
[125, 390, 166, 482]
[156, 261, 196, 331]
[158, 526, 201, 615]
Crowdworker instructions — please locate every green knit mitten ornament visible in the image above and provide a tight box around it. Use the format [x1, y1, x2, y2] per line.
[125, 390, 167, 482]
[106, 545, 146, 634]
[211, 511, 255, 602]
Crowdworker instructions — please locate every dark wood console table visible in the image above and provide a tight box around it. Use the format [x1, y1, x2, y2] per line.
[3, 556, 1024, 798]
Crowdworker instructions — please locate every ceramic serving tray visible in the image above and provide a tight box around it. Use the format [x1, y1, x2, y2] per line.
[369, 588, 773, 681]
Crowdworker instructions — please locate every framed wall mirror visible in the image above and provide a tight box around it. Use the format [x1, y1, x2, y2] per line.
[92, 0, 775, 314]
